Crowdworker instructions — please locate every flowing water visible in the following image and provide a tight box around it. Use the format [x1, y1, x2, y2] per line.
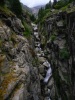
[31, 23, 52, 100]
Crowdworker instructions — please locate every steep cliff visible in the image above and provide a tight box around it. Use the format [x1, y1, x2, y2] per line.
[0, 6, 41, 100]
[38, 2, 75, 100]
[1, 1, 75, 100]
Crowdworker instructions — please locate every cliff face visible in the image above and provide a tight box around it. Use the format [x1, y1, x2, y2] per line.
[0, 7, 41, 100]
[1, 2, 75, 100]
[39, 3, 75, 100]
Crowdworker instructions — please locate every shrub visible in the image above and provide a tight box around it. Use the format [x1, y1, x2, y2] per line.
[23, 21, 32, 37]
[59, 48, 69, 60]
[50, 35, 56, 41]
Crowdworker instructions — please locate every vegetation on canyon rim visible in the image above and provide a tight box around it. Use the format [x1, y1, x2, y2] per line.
[0, 0, 75, 100]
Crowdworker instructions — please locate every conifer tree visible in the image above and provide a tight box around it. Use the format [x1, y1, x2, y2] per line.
[53, 0, 57, 7]
[9, 0, 22, 17]
[0, 0, 5, 6]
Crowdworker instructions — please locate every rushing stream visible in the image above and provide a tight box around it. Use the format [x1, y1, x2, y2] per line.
[31, 23, 52, 100]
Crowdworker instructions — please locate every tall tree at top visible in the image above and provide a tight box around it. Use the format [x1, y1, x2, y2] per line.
[53, 0, 57, 7]
[9, 0, 22, 17]
[54, 0, 57, 5]
[0, 0, 5, 6]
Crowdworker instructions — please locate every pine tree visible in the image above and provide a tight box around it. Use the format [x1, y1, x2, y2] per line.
[9, 0, 22, 17]
[30, 14, 36, 22]
[38, 7, 44, 19]
[53, 0, 57, 7]
[54, 0, 57, 5]
[0, 0, 5, 6]
[49, 0, 52, 8]
[45, 0, 52, 9]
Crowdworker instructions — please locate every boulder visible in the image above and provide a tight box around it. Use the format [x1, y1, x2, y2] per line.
[38, 57, 46, 63]
[56, 20, 64, 27]
[47, 77, 54, 89]
[43, 61, 51, 68]
[39, 65, 45, 74]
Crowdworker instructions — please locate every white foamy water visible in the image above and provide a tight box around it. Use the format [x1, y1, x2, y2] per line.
[32, 23, 52, 100]
[43, 61, 51, 68]
[44, 67, 52, 83]
[34, 32, 38, 35]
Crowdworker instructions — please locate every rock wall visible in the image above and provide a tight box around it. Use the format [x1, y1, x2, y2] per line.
[39, 4, 75, 100]
[0, 10, 41, 100]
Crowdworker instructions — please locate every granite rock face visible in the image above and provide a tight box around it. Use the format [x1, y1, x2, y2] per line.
[38, 4, 75, 100]
[0, 13, 41, 100]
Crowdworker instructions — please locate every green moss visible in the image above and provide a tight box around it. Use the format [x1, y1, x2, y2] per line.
[60, 3, 75, 13]
[23, 21, 32, 37]
[0, 71, 17, 99]
[0, 39, 3, 48]
[50, 35, 56, 41]
[59, 48, 69, 60]
[61, 6, 68, 11]
[0, 6, 14, 17]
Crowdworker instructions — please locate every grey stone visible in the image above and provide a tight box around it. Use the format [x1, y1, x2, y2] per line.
[38, 57, 46, 63]
[39, 65, 45, 74]
[47, 77, 54, 89]
[56, 20, 63, 27]
[39, 74, 44, 80]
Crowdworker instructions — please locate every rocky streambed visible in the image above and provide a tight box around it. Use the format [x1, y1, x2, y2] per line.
[32, 23, 54, 100]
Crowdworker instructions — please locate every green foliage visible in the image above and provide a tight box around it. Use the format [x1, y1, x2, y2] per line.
[0, 0, 5, 6]
[59, 48, 69, 60]
[38, 7, 51, 24]
[69, 0, 74, 3]
[38, 7, 45, 21]
[23, 21, 32, 37]
[50, 35, 56, 41]
[53, 0, 57, 7]
[0, 6, 14, 16]
[45, 0, 52, 9]
[8, 0, 22, 17]
[30, 14, 36, 22]
[54, 0, 74, 9]
[54, 0, 64, 9]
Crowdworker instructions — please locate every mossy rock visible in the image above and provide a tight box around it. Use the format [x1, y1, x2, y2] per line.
[0, 6, 15, 17]
[59, 48, 70, 60]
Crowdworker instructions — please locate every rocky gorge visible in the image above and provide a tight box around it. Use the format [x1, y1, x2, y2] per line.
[0, 6, 42, 100]
[38, 2, 75, 100]
[0, 1, 75, 100]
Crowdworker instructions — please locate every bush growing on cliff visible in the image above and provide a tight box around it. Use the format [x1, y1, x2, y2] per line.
[59, 48, 69, 60]
[23, 21, 32, 37]
[50, 35, 56, 41]
[30, 14, 36, 22]
[54, 0, 74, 9]
[45, 0, 52, 9]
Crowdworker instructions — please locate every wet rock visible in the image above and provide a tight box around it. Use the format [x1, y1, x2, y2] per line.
[39, 74, 44, 80]
[43, 61, 51, 68]
[44, 97, 51, 100]
[38, 57, 46, 63]
[50, 85, 55, 99]
[39, 65, 45, 74]
[47, 78, 54, 89]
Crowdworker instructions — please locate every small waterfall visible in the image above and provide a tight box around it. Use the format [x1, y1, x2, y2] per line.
[32, 23, 52, 100]
[44, 67, 52, 83]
